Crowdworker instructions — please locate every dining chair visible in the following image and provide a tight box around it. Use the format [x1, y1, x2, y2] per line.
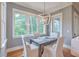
[71, 36, 79, 56]
[44, 32, 59, 47]
[34, 32, 40, 38]
[42, 37, 64, 57]
[21, 35, 39, 57]
[25, 42, 39, 57]
[21, 35, 27, 57]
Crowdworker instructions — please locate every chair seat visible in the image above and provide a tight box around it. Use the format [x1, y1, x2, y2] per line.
[71, 37, 79, 56]
[42, 37, 64, 57]
[42, 44, 57, 57]
[30, 44, 38, 50]
[46, 41, 56, 47]
[45, 44, 57, 50]
[26, 42, 38, 50]
[26, 42, 39, 57]
[29, 48, 39, 57]
[71, 38, 79, 50]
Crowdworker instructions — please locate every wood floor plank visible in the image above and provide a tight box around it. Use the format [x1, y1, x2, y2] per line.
[7, 48, 75, 57]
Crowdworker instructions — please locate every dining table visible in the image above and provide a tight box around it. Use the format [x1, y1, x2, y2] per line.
[30, 36, 57, 57]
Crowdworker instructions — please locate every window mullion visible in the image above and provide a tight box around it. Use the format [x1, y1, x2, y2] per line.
[27, 16, 30, 35]
[36, 16, 39, 33]
[31, 16, 33, 34]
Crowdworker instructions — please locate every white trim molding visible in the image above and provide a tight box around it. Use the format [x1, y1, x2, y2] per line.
[1, 39, 7, 49]
[50, 13, 63, 37]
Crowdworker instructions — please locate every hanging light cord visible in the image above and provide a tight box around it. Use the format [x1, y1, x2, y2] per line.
[43, 0, 45, 16]
[43, 0, 50, 25]
[44, 1, 45, 16]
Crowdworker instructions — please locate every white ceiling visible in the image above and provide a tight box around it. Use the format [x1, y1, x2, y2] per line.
[15, 2, 72, 14]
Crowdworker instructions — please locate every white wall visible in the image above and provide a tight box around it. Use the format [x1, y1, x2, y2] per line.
[50, 5, 73, 47]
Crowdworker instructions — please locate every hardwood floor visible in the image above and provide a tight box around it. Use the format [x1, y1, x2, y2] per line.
[7, 49, 23, 57]
[63, 48, 74, 57]
[7, 48, 75, 57]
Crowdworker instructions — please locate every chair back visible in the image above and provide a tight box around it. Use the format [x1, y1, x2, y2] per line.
[34, 32, 40, 38]
[21, 35, 30, 57]
[56, 37, 64, 57]
[22, 35, 39, 57]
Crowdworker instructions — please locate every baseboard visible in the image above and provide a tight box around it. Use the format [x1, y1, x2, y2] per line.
[7, 46, 23, 53]
[1, 39, 7, 49]
[64, 44, 71, 49]
[7, 44, 71, 53]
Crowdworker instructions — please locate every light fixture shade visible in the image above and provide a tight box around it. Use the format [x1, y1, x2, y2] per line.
[43, 16, 48, 24]
[43, 15, 51, 25]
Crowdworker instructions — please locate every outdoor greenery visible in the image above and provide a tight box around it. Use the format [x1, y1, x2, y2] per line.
[53, 17, 60, 33]
[14, 13, 45, 37]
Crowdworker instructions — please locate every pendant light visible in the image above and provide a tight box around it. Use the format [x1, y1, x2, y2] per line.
[43, 2, 51, 25]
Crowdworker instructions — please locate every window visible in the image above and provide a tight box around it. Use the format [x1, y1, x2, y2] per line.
[14, 13, 27, 37]
[39, 17, 45, 33]
[53, 16, 60, 32]
[51, 13, 62, 36]
[30, 16, 37, 34]
[13, 9, 46, 37]
[29, 16, 45, 34]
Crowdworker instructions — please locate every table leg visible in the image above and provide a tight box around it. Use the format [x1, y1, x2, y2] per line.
[41, 45, 44, 55]
[38, 45, 44, 57]
[39, 45, 41, 57]
[30, 39, 32, 44]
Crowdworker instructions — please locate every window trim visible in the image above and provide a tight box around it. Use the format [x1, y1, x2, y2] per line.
[50, 13, 63, 37]
[13, 8, 38, 38]
[12, 8, 46, 38]
[13, 9, 26, 38]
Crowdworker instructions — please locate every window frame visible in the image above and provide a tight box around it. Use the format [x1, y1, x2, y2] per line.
[50, 13, 63, 37]
[13, 8, 37, 38]
[13, 8, 46, 38]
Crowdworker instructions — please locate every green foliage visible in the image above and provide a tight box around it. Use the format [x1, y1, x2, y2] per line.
[14, 13, 27, 36]
[14, 13, 45, 37]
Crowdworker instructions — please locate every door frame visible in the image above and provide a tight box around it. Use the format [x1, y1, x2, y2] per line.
[50, 13, 63, 37]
